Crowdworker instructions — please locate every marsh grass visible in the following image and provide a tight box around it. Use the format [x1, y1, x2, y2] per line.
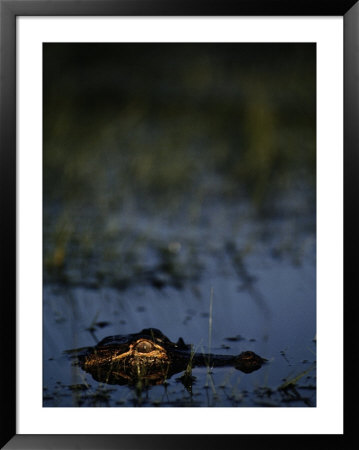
[43, 44, 316, 293]
[184, 344, 197, 375]
[208, 287, 214, 364]
[278, 363, 316, 391]
[202, 288, 219, 398]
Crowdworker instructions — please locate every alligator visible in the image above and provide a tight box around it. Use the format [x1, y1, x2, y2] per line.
[71, 328, 266, 386]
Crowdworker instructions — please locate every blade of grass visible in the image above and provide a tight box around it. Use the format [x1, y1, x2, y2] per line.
[208, 286, 214, 366]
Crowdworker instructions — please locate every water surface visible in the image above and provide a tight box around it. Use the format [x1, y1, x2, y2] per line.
[43, 43, 316, 407]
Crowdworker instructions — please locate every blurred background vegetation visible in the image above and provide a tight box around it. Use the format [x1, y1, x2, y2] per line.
[43, 43, 316, 288]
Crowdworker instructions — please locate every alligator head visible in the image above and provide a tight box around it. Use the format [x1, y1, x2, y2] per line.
[69, 328, 266, 386]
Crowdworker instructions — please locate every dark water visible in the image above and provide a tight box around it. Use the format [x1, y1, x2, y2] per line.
[43, 43, 316, 407]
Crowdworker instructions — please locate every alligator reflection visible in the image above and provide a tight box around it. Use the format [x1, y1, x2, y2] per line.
[69, 328, 266, 387]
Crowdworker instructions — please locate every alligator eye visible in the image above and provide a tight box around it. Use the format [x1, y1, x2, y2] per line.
[135, 340, 155, 353]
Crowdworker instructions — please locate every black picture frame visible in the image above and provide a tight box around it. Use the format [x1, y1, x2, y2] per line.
[1, 0, 356, 448]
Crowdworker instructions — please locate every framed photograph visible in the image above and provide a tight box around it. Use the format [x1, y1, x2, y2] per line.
[1, 0, 355, 448]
